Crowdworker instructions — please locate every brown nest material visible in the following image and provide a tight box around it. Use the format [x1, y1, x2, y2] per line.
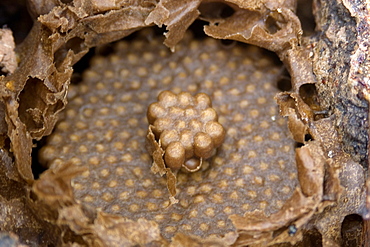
[0, 0, 368, 246]
[39, 32, 299, 241]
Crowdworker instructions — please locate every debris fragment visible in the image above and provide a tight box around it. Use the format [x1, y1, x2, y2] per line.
[0, 28, 17, 74]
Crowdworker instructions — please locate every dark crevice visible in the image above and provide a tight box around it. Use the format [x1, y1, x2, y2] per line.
[301, 228, 323, 247]
[277, 69, 292, 91]
[0, 0, 33, 44]
[187, 19, 209, 40]
[305, 133, 313, 142]
[341, 214, 364, 247]
[295, 142, 304, 148]
[123, 25, 167, 42]
[297, 0, 316, 36]
[220, 39, 237, 48]
[300, 84, 330, 121]
[199, 2, 235, 19]
[299, 84, 319, 108]
[32, 138, 48, 179]
[54, 37, 86, 69]
[95, 44, 114, 57]
[70, 72, 84, 85]
[18, 78, 47, 132]
[265, 15, 281, 34]
[219, 4, 235, 18]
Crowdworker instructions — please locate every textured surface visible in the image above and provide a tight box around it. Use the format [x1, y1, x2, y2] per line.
[39, 33, 298, 239]
[147, 90, 225, 171]
[0, 0, 366, 245]
[312, 0, 368, 167]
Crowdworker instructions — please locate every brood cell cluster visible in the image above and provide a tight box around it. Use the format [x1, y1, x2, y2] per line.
[147, 90, 225, 172]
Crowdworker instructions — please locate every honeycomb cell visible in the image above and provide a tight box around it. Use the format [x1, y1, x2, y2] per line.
[152, 118, 172, 137]
[193, 132, 214, 158]
[204, 121, 225, 147]
[159, 129, 179, 149]
[147, 103, 166, 124]
[164, 141, 186, 170]
[195, 93, 212, 109]
[180, 130, 194, 158]
[200, 107, 218, 122]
